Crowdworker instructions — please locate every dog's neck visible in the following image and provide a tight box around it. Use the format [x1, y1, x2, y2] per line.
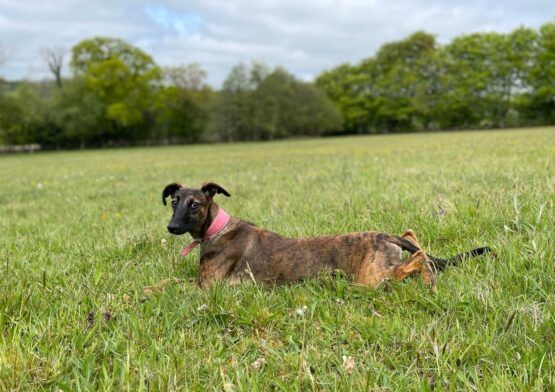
[191, 201, 221, 240]
[180, 202, 232, 257]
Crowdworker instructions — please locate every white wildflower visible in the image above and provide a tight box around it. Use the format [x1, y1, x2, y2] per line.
[295, 306, 308, 317]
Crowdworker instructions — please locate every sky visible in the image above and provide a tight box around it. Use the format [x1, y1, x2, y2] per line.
[0, 1, 553, 87]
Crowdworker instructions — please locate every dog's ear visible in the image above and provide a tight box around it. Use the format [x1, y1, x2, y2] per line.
[162, 183, 183, 205]
[201, 182, 231, 199]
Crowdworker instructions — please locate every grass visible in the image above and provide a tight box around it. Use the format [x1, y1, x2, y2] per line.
[0, 127, 553, 390]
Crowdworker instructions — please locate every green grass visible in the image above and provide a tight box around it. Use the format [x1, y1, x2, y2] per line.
[0, 127, 554, 390]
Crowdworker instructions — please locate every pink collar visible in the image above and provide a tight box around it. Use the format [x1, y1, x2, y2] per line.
[180, 208, 231, 256]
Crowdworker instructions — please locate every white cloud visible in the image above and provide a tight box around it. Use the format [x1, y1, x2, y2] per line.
[0, 0, 552, 86]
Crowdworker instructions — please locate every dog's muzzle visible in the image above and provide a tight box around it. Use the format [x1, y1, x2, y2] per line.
[167, 223, 185, 235]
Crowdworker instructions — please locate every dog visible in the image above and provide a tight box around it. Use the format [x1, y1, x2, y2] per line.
[162, 182, 491, 292]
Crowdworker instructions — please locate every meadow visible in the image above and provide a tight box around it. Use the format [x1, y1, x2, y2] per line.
[0, 127, 553, 390]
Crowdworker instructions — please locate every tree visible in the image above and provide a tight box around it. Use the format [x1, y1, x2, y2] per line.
[316, 63, 370, 133]
[70, 37, 161, 144]
[288, 79, 343, 136]
[41, 46, 65, 88]
[155, 63, 214, 143]
[442, 29, 537, 128]
[255, 67, 297, 139]
[211, 63, 342, 141]
[372, 31, 438, 131]
[211, 63, 252, 141]
[0, 82, 59, 146]
[164, 63, 208, 90]
[442, 32, 523, 128]
[52, 77, 106, 148]
[493, 27, 538, 127]
[317, 32, 440, 133]
[0, 88, 31, 145]
[249, 61, 271, 140]
[527, 21, 555, 123]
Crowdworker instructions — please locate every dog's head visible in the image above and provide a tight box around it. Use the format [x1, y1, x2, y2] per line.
[162, 182, 230, 236]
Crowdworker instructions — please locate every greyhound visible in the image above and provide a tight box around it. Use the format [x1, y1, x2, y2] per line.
[163, 182, 491, 291]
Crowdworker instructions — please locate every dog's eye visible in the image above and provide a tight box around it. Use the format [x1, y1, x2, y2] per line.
[190, 202, 199, 209]
[171, 200, 178, 208]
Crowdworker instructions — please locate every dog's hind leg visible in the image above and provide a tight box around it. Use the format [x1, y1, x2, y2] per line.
[353, 253, 394, 289]
[393, 249, 437, 293]
[401, 229, 436, 293]
[402, 229, 422, 249]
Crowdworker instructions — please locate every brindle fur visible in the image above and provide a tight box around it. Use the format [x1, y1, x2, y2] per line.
[163, 182, 491, 292]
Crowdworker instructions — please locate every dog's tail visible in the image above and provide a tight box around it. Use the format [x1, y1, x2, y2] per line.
[427, 247, 493, 271]
[386, 235, 493, 272]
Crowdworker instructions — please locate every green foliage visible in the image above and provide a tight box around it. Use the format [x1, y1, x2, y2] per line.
[211, 63, 342, 141]
[155, 64, 214, 143]
[439, 29, 540, 128]
[526, 22, 555, 123]
[316, 23, 555, 133]
[374, 31, 438, 131]
[0, 82, 59, 146]
[442, 32, 505, 128]
[210, 63, 253, 141]
[51, 77, 107, 148]
[0, 128, 553, 388]
[71, 37, 162, 141]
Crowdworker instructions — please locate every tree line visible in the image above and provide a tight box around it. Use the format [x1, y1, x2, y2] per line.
[317, 22, 554, 133]
[0, 21, 553, 149]
[0, 38, 340, 149]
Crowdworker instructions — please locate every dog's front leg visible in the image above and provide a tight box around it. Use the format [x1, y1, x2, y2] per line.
[199, 264, 225, 289]
[198, 255, 237, 289]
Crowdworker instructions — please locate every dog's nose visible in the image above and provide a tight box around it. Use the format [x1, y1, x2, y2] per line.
[167, 224, 180, 234]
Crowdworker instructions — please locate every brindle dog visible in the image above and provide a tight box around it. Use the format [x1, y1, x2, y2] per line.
[163, 182, 491, 292]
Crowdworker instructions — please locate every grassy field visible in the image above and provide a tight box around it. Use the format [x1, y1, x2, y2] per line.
[0, 127, 553, 390]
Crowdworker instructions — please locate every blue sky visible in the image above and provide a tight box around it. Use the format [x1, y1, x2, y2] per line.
[0, 1, 552, 87]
